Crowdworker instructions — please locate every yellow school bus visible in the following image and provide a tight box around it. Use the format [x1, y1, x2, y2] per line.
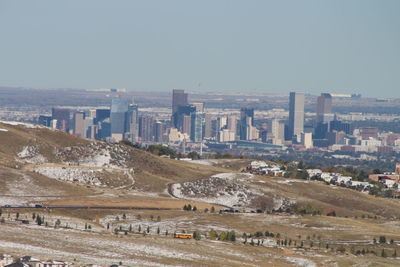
[174, 233, 193, 239]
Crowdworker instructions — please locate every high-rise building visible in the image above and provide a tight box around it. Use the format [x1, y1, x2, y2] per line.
[176, 105, 196, 133]
[204, 114, 213, 138]
[190, 112, 205, 143]
[172, 89, 188, 127]
[38, 115, 52, 127]
[239, 108, 254, 140]
[218, 129, 236, 142]
[191, 102, 204, 112]
[288, 92, 304, 141]
[301, 132, 313, 149]
[51, 108, 70, 132]
[182, 115, 191, 135]
[139, 115, 154, 142]
[227, 115, 238, 133]
[271, 119, 285, 145]
[110, 98, 131, 141]
[124, 104, 139, 143]
[73, 112, 86, 137]
[316, 93, 332, 120]
[153, 121, 165, 143]
[95, 109, 110, 124]
[217, 116, 227, 131]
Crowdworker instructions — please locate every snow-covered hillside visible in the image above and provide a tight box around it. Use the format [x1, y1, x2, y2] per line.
[170, 173, 261, 208]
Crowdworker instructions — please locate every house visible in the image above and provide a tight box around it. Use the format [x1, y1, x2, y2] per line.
[17, 256, 41, 267]
[306, 169, 322, 178]
[250, 161, 268, 170]
[41, 260, 72, 267]
[0, 254, 14, 267]
[4, 263, 32, 267]
[336, 176, 352, 186]
[369, 174, 400, 183]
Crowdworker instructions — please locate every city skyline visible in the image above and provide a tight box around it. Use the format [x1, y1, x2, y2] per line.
[1, 0, 399, 97]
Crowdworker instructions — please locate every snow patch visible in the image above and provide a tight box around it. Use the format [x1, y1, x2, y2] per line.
[171, 173, 260, 208]
[17, 146, 47, 164]
[0, 120, 43, 128]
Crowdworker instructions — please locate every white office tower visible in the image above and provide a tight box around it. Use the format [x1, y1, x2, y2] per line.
[271, 119, 285, 145]
[301, 132, 313, 149]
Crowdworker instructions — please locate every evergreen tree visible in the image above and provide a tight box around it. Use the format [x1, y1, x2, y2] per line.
[16, 212, 19, 220]
[381, 249, 387, 257]
[193, 206, 197, 211]
[211, 206, 215, 213]
[157, 226, 160, 234]
[129, 224, 132, 232]
[122, 213, 126, 220]
[208, 230, 218, 240]
[165, 230, 168, 236]
[193, 231, 201, 240]
[36, 216, 42, 226]
[147, 226, 150, 233]
[138, 225, 141, 232]
[107, 223, 110, 230]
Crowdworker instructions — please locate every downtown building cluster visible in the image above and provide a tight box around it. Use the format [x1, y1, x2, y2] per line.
[36, 90, 400, 154]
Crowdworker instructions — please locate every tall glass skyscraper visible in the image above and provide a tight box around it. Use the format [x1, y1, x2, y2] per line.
[288, 92, 304, 141]
[239, 108, 254, 140]
[125, 104, 139, 142]
[111, 98, 130, 137]
[190, 111, 205, 143]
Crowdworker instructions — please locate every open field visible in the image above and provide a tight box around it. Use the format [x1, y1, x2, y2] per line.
[2, 208, 400, 266]
[2, 123, 400, 265]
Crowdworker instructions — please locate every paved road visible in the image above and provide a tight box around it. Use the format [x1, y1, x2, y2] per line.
[1, 205, 176, 210]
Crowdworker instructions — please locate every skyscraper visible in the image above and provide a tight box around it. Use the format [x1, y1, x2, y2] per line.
[271, 119, 285, 145]
[316, 93, 333, 123]
[288, 92, 304, 141]
[73, 112, 86, 137]
[51, 108, 71, 132]
[110, 98, 131, 141]
[239, 108, 254, 140]
[204, 114, 213, 138]
[153, 121, 165, 143]
[125, 104, 139, 143]
[190, 111, 205, 143]
[95, 109, 110, 124]
[139, 115, 154, 142]
[172, 89, 188, 127]
[176, 105, 196, 133]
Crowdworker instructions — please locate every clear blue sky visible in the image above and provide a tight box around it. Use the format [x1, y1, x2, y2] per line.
[0, 0, 399, 97]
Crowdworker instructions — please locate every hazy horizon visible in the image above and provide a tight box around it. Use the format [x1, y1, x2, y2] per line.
[1, 0, 399, 97]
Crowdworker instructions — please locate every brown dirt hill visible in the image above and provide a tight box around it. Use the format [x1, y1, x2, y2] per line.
[0, 121, 226, 193]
